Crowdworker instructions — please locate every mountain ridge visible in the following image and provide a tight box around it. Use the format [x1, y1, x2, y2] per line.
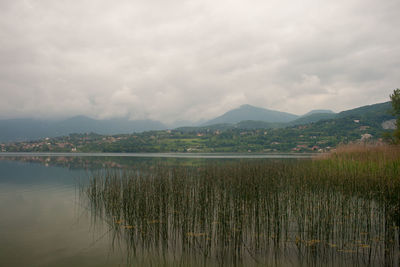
[0, 101, 394, 143]
[302, 109, 335, 117]
[180, 101, 393, 131]
[0, 116, 166, 142]
[202, 104, 299, 125]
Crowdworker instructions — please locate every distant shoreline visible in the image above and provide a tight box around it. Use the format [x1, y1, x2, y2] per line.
[0, 152, 317, 159]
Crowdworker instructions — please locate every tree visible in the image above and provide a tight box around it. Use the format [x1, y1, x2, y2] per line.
[390, 89, 400, 143]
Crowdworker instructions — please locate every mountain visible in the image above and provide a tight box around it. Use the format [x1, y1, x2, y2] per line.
[0, 116, 166, 142]
[337, 102, 392, 120]
[302, 109, 335, 117]
[289, 102, 392, 128]
[3, 101, 396, 153]
[176, 120, 282, 133]
[289, 112, 336, 126]
[203, 104, 299, 125]
[55, 116, 166, 134]
[168, 119, 206, 129]
[235, 120, 282, 129]
[0, 101, 394, 144]
[179, 101, 394, 133]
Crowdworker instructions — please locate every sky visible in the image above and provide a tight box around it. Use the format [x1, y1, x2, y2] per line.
[0, 0, 399, 124]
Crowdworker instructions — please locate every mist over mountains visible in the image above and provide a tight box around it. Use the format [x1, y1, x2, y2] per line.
[0, 117, 166, 142]
[0, 101, 393, 143]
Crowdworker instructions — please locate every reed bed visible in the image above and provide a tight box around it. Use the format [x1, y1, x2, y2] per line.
[83, 146, 400, 266]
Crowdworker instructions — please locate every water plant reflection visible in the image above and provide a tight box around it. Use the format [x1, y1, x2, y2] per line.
[84, 148, 400, 266]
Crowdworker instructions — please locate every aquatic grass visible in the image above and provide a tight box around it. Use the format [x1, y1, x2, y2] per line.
[83, 146, 400, 266]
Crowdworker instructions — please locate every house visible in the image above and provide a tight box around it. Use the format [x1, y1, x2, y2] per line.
[311, 145, 320, 151]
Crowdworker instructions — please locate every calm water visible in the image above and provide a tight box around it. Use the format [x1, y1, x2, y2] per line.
[0, 159, 128, 266]
[0, 154, 398, 266]
[0, 154, 302, 266]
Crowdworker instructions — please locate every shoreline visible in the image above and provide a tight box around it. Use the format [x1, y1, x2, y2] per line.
[0, 151, 318, 159]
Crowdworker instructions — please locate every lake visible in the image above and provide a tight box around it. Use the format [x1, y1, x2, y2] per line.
[0, 154, 302, 266]
[0, 153, 398, 266]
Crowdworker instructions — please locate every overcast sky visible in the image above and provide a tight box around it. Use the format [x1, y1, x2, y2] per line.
[0, 0, 399, 123]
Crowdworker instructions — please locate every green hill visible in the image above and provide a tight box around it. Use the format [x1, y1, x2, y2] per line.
[1, 101, 396, 153]
[203, 104, 299, 125]
[337, 102, 392, 120]
[288, 113, 336, 126]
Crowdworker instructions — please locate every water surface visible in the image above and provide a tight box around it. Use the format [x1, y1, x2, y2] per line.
[0, 154, 398, 266]
[0, 159, 127, 266]
[1, 155, 297, 266]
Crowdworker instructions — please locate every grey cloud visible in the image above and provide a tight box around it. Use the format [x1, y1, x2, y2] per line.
[0, 0, 399, 122]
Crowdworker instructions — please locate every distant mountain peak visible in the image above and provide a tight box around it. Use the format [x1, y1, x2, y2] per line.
[302, 109, 335, 117]
[203, 104, 299, 125]
[239, 104, 256, 108]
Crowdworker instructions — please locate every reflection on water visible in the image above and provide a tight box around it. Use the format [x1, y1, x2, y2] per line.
[0, 155, 302, 266]
[1, 155, 399, 266]
[0, 159, 127, 267]
[0, 153, 307, 170]
[84, 162, 400, 266]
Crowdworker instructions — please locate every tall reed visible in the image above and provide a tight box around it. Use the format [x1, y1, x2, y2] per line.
[83, 146, 400, 266]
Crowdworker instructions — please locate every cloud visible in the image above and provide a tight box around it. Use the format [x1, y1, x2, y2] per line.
[0, 0, 399, 123]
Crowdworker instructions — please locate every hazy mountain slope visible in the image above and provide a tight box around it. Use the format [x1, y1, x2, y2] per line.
[302, 109, 335, 116]
[0, 116, 166, 142]
[287, 102, 392, 128]
[0, 102, 394, 143]
[288, 113, 337, 126]
[3, 102, 396, 153]
[235, 120, 283, 129]
[203, 104, 299, 125]
[176, 121, 282, 133]
[337, 101, 392, 121]
[178, 101, 393, 133]
[55, 116, 166, 134]
[0, 119, 53, 143]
